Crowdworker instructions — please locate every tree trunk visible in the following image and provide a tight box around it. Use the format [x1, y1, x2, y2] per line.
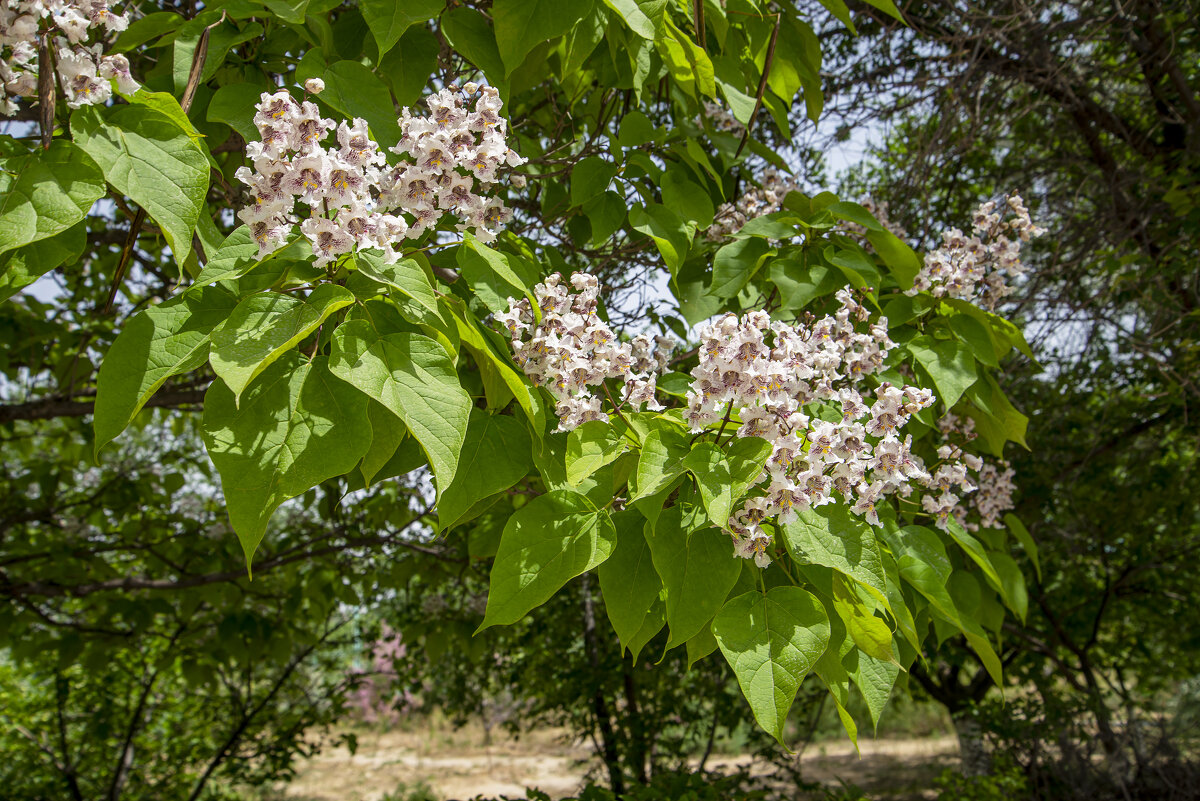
[952, 710, 992, 778]
[580, 573, 624, 795]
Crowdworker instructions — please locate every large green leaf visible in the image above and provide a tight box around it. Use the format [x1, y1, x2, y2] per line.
[456, 233, 530, 313]
[355, 250, 440, 320]
[480, 491, 616, 628]
[359, 0, 443, 57]
[209, 285, 354, 404]
[647, 506, 742, 649]
[302, 60, 401, 151]
[681, 442, 734, 528]
[72, 105, 208, 268]
[881, 524, 1003, 684]
[0, 221, 86, 303]
[329, 320, 470, 495]
[440, 6, 505, 81]
[631, 427, 691, 499]
[202, 355, 372, 562]
[0, 141, 105, 258]
[656, 17, 716, 98]
[628, 203, 693, 275]
[907, 335, 978, 409]
[379, 26, 442, 107]
[94, 286, 237, 455]
[710, 237, 775, 298]
[597, 509, 663, 647]
[361, 399, 408, 486]
[566, 420, 628, 486]
[783, 506, 889, 608]
[438, 409, 532, 530]
[866, 229, 920, 288]
[713, 586, 831, 745]
[493, 0, 591, 76]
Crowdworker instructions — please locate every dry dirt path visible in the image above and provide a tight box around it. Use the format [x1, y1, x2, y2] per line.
[278, 724, 959, 801]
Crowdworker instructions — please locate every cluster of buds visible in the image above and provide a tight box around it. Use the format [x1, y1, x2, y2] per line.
[707, 167, 798, 240]
[1, 0, 137, 116]
[907, 193, 1045, 310]
[926, 413, 1016, 531]
[236, 83, 524, 267]
[497, 273, 672, 432]
[683, 290, 938, 564]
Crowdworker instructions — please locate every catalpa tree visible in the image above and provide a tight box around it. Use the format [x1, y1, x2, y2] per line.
[0, 0, 1037, 746]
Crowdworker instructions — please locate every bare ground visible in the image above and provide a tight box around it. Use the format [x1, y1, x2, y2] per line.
[277, 722, 958, 801]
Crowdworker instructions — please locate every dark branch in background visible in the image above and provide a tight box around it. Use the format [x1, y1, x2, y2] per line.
[0, 388, 206, 425]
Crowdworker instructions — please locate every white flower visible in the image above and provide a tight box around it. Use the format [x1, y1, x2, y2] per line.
[304, 77, 325, 94]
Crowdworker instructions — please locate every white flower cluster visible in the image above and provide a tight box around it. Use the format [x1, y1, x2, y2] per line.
[707, 167, 798, 240]
[497, 273, 672, 433]
[1, 0, 137, 115]
[929, 413, 1016, 531]
[236, 83, 525, 267]
[683, 290, 938, 565]
[907, 193, 1045, 310]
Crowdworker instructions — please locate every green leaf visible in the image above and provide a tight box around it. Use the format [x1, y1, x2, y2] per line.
[686, 622, 720, 668]
[440, 7, 505, 81]
[305, 60, 400, 151]
[493, 0, 591, 76]
[598, 510, 663, 647]
[710, 237, 775, 298]
[990, 551, 1029, 622]
[602, 0, 656, 38]
[907, 335, 978, 409]
[571, 156, 619, 207]
[566, 420, 628, 486]
[647, 506, 742, 649]
[948, 312, 999, 368]
[0, 141, 105, 258]
[726, 436, 773, 502]
[112, 11, 185, 53]
[866, 229, 920, 289]
[812, 607, 859, 748]
[378, 26, 441, 107]
[583, 191, 627, 245]
[629, 203, 693, 274]
[480, 491, 617, 628]
[661, 170, 715, 229]
[72, 105, 208, 268]
[207, 83, 268, 142]
[456, 233, 530, 313]
[361, 400, 408, 486]
[881, 524, 1003, 685]
[94, 286, 237, 455]
[1004, 512, 1040, 581]
[966, 372, 1029, 450]
[359, 0, 443, 57]
[626, 596, 666, 663]
[783, 506, 889, 608]
[713, 587, 831, 745]
[632, 427, 691, 500]
[438, 410, 532, 530]
[681, 442, 734, 528]
[173, 17, 263, 93]
[329, 320, 471, 495]
[209, 285, 354, 404]
[202, 355, 372, 563]
[845, 645, 900, 731]
[830, 573, 895, 664]
[355, 250, 440, 320]
[944, 518, 1004, 593]
[0, 221, 86, 303]
[656, 17, 716, 98]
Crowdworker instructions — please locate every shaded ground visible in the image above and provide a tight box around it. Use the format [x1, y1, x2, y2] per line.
[277, 722, 958, 801]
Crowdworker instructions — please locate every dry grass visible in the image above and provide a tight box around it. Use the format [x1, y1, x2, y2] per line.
[273, 718, 958, 801]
